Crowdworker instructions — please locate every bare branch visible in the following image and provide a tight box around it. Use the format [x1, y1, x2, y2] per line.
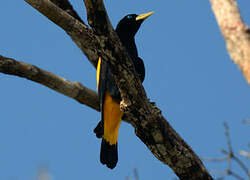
[227, 170, 245, 180]
[126, 168, 140, 180]
[83, 0, 113, 35]
[232, 153, 250, 177]
[210, 0, 250, 84]
[21, 0, 213, 179]
[50, 0, 85, 24]
[223, 122, 233, 170]
[239, 150, 250, 159]
[243, 119, 250, 124]
[133, 168, 139, 180]
[223, 122, 250, 177]
[82, 1, 213, 179]
[202, 157, 229, 162]
[84, 0, 148, 113]
[24, 0, 100, 67]
[36, 165, 52, 180]
[223, 122, 232, 153]
[210, 170, 228, 176]
[204, 122, 250, 179]
[210, 169, 245, 180]
[0, 55, 99, 111]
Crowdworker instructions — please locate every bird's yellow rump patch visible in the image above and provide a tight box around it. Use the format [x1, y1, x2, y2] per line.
[103, 92, 123, 145]
[96, 57, 123, 145]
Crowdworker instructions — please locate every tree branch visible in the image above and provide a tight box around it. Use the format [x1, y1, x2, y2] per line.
[203, 122, 250, 180]
[239, 150, 250, 159]
[210, 0, 250, 84]
[83, 1, 213, 179]
[83, 0, 147, 112]
[50, 0, 85, 24]
[0, 55, 99, 111]
[20, 0, 213, 179]
[24, 0, 100, 67]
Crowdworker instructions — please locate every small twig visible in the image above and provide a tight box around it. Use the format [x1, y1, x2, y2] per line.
[243, 119, 250, 124]
[36, 165, 51, 180]
[201, 157, 229, 162]
[211, 169, 245, 180]
[210, 170, 229, 176]
[223, 122, 233, 170]
[222, 149, 250, 177]
[133, 168, 139, 180]
[215, 178, 224, 180]
[126, 176, 131, 180]
[223, 122, 250, 179]
[204, 122, 250, 180]
[227, 170, 245, 180]
[239, 150, 250, 159]
[233, 154, 250, 177]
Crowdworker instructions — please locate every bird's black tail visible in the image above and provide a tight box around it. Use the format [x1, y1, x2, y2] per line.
[100, 138, 118, 169]
[94, 121, 103, 138]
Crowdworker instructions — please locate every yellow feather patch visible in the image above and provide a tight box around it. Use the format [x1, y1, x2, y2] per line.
[103, 92, 123, 145]
[96, 57, 102, 90]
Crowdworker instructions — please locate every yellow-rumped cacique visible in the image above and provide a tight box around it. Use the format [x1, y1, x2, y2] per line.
[95, 11, 154, 169]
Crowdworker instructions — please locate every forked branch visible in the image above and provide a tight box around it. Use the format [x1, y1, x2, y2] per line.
[1, 0, 215, 179]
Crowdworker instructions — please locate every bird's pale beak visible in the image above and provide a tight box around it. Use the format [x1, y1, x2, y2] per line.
[136, 11, 155, 21]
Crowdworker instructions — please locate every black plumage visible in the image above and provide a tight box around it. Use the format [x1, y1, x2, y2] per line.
[94, 12, 154, 169]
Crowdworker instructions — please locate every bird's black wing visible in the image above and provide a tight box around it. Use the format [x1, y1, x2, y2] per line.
[94, 58, 108, 138]
[134, 57, 145, 83]
[106, 66, 121, 101]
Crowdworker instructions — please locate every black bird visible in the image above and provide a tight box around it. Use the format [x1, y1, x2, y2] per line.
[95, 11, 154, 169]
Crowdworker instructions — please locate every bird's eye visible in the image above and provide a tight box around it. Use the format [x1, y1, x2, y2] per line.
[127, 15, 133, 19]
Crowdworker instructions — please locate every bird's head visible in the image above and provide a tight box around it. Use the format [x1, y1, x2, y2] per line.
[115, 11, 154, 39]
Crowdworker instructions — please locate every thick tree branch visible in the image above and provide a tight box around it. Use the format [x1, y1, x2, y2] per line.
[21, 0, 213, 179]
[210, 0, 250, 84]
[83, 1, 213, 179]
[84, 0, 113, 35]
[83, 0, 148, 112]
[24, 0, 100, 67]
[50, 0, 85, 24]
[0, 55, 99, 111]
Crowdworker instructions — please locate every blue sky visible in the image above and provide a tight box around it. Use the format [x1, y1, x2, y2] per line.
[1, 0, 250, 180]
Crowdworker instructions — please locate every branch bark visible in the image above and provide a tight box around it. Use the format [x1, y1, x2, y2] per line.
[83, 1, 213, 179]
[50, 0, 85, 24]
[25, 0, 100, 67]
[210, 0, 250, 84]
[5, 0, 214, 179]
[83, 0, 148, 112]
[0, 55, 99, 111]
